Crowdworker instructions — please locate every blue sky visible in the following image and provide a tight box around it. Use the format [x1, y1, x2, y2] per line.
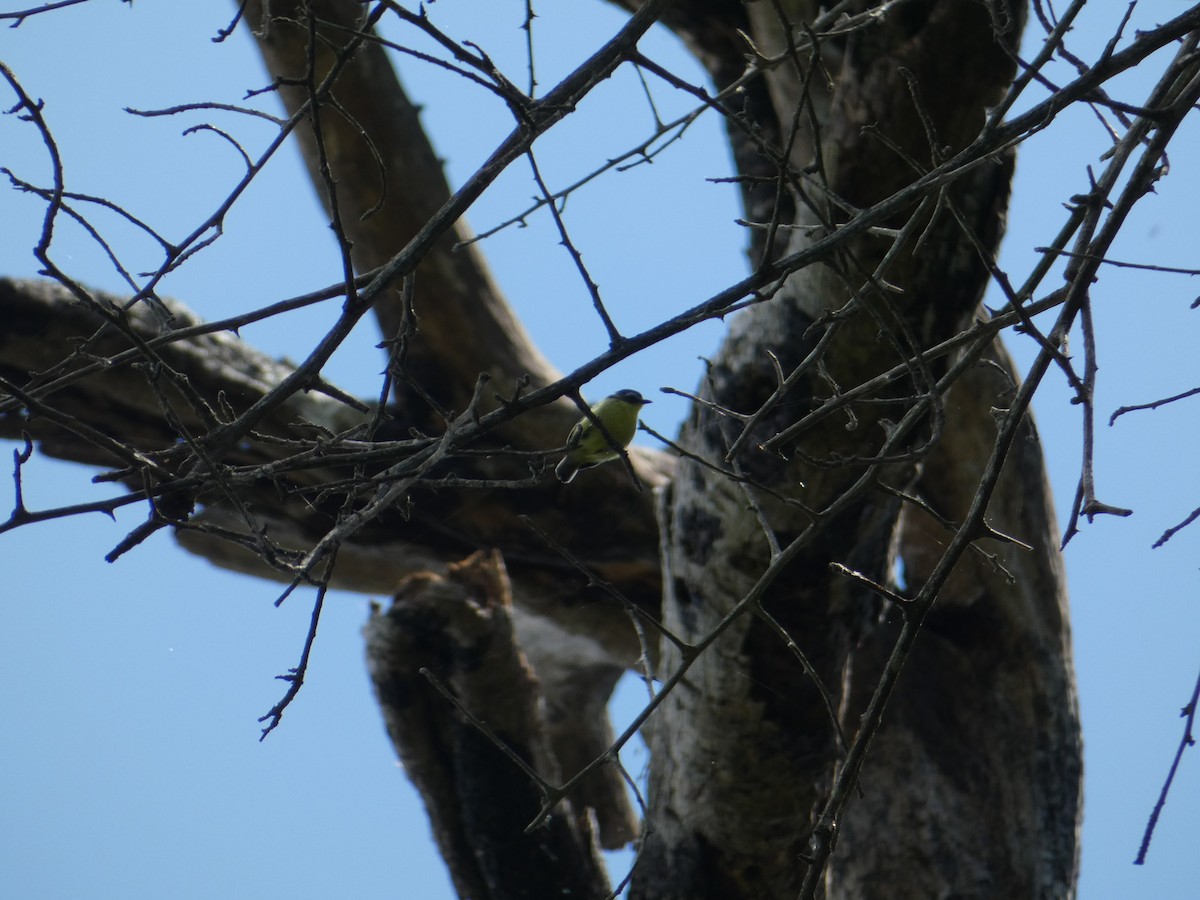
[2, 2, 1199, 897]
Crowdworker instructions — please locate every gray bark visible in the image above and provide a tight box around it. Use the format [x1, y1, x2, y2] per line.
[632, 1, 1079, 898]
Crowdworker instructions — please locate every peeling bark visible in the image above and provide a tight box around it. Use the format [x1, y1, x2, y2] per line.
[364, 550, 610, 899]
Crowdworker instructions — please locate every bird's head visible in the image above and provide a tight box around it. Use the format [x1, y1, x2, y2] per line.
[609, 389, 651, 407]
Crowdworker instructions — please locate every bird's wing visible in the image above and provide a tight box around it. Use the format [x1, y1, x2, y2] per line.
[564, 419, 586, 450]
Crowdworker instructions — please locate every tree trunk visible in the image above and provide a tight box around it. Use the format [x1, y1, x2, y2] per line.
[629, 1, 1079, 897]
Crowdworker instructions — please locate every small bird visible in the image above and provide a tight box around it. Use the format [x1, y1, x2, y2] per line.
[554, 389, 651, 483]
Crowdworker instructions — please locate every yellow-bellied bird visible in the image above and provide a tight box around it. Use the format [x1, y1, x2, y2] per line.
[554, 389, 651, 483]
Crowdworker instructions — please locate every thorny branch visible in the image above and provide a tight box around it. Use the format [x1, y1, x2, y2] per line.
[1135, 662, 1200, 865]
